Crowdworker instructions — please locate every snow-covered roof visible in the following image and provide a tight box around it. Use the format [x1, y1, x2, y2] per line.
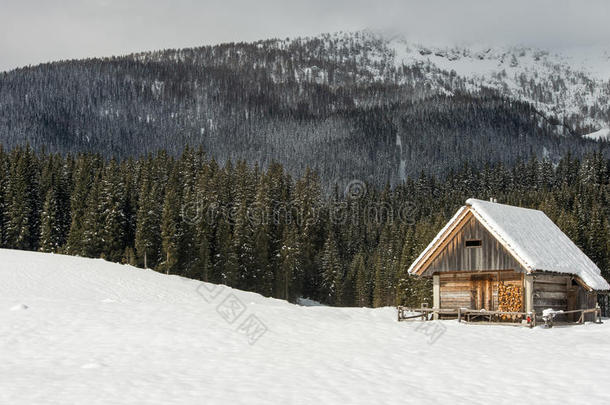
[409, 198, 610, 291]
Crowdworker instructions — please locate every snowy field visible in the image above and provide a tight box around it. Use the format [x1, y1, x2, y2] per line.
[1, 249, 609, 405]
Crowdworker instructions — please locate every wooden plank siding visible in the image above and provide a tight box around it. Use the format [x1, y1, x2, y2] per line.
[422, 215, 527, 276]
[532, 273, 570, 313]
[439, 273, 472, 309]
[438, 271, 597, 315]
[529, 272, 599, 320]
[439, 271, 523, 310]
[578, 286, 599, 322]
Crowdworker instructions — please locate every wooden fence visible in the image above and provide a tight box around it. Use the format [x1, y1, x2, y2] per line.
[397, 306, 603, 328]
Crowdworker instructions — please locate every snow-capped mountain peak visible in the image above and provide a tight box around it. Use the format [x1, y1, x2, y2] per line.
[385, 34, 610, 135]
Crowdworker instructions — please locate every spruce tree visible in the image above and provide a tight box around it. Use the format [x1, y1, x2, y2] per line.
[39, 188, 62, 252]
[99, 160, 128, 262]
[5, 146, 41, 250]
[135, 167, 162, 268]
[160, 165, 182, 275]
[277, 224, 301, 302]
[81, 171, 104, 257]
[66, 155, 99, 255]
[353, 252, 370, 307]
[320, 230, 343, 305]
[232, 199, 255, 289]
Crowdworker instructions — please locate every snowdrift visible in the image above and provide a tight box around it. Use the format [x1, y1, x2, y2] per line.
[1, 249, 608, 404]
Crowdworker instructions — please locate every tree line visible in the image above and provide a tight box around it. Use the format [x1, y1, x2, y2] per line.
[0, 144, 608, 307]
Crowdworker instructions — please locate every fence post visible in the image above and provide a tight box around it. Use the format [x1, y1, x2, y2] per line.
[524, 274, 534, 314]
[433, 275, 440, 320]
[596, 304, 602, 324]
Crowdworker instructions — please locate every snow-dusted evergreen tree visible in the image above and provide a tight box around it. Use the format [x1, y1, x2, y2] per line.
[213, 218, 234, 285]
[320, 229, 342, 305]
[372, 253, 386, 308]
[196, 229, 212, 282]
[277, 224, 301, 302]
[39, 189, 62, 252]
[135, 167, 162, 268]
[588, 205, 609, 278]
[66, 155, 100, 255]
[177, 147, 201, 275]
[395, 227, 416, 306]
[372, 224, 401, 307]
[5, 145, 40, 250]
[81, 171, 103, 257]
[231, 200, 254, 289]
[99, 160, 128, 262]
[192, 158, 217, 282]
[251, 171, 275, 296]
[230, 161, 256, 289]
[160, 164, 182, 275]
[352, 251, 370, 307]
[293, 167, 323, 300]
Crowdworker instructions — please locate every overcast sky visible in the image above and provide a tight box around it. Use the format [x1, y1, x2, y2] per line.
[1, 0, 609, 72]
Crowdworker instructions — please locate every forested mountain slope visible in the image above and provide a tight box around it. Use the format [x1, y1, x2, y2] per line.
[0, 31, 607, 186]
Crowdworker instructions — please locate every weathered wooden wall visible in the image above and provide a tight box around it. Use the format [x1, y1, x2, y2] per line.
[532, 273, 570, 313]
[578, 287, 598, 322]
[439, 273, 472, 309]
[532, 273, 597, 318]
[439, 272, 598, 316]
[439, 271, 522, 310]
[423, 215, 527, 276]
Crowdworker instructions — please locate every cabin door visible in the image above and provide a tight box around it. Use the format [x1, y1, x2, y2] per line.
[472, 275, 494, 310]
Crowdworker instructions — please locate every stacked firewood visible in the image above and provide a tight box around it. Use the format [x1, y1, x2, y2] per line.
[498, 282, 523, 320]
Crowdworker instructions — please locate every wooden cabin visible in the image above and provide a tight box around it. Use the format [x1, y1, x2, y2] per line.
[408, 199, 609, 321]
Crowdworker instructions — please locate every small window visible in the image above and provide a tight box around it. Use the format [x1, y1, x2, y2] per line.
[465, 239, 482, 248]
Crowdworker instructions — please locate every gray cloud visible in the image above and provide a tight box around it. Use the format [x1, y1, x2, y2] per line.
[1, 0, 609, 72]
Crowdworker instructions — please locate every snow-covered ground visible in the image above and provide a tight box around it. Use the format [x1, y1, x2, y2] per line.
[1, 248, 609, 404]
